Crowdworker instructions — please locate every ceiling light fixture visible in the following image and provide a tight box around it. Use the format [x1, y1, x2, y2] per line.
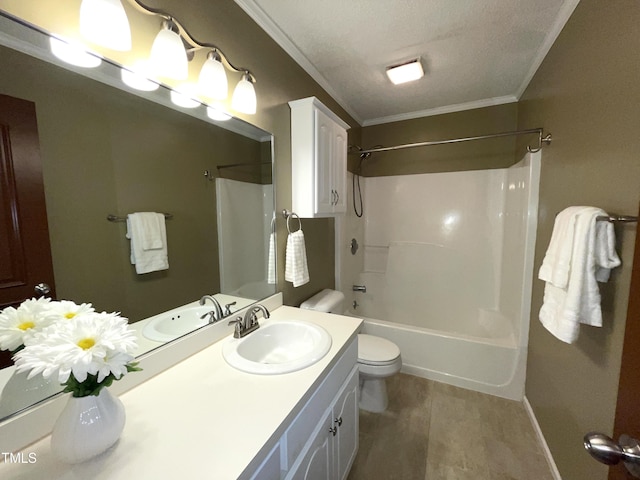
[386, 58, 424, 85]
[79, 0, 132, 51]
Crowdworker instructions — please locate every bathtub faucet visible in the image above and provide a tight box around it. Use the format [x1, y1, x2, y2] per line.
[352, 285, 367, 293]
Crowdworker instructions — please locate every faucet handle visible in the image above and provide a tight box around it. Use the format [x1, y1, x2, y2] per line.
[228, 316, 243, 338]
[224, 301, 237, 316]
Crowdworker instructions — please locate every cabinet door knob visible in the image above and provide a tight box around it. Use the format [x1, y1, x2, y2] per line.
[334, 417, 342, 426]
[329, 426, 337, 436]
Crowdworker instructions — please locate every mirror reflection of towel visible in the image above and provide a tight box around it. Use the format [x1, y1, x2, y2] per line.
[285, 230, 309, 287]
[126, 212, 169, 274]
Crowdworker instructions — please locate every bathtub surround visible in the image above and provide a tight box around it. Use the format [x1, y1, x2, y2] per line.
[341, 152, 540, 400]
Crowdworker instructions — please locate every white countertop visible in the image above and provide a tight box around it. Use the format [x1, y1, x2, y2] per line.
[0, 306, 362, 480]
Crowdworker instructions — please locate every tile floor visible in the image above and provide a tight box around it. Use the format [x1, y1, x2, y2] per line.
[347, 373, 555, 480]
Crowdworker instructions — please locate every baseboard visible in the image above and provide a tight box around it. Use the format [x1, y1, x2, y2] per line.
[523, 396, 563, 480]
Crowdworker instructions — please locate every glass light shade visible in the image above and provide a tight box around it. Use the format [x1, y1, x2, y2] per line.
[198, 53, 227, 100]
[386, 59, 424, 85]
[149, 22, 188, 80]
[49, 37, 102, 68]
[231, 74, 256, 114]
[79, 0, 131, 51]
[121, 62, 159, 92]
[170, 83, 200, 109]
[206, 106, 231, 121]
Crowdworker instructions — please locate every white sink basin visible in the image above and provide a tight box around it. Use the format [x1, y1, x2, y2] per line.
[222, 321, 332, 375]
[142, 305, 216, 342]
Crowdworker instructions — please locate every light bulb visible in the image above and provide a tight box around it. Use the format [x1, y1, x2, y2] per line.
[231, 73, 256, 114]
[79, 0, 131, 51]
[149, 20, 188, 80]
[198, 51, 228, 100]
[49, 37, 102, 68]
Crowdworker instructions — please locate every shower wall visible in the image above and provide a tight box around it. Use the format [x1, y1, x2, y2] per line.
[216, 178, 275, 299]
[360, 168, 507, 336]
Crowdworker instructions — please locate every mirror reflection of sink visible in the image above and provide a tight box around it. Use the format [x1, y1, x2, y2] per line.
[222, 321, 332, 375]
[142, 305, 216, 342]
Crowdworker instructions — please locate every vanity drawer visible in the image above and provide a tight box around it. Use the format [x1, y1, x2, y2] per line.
[283, 338, 357, 469]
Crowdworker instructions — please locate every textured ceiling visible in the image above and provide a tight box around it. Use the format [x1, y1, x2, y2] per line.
[235, 0, 580, 126]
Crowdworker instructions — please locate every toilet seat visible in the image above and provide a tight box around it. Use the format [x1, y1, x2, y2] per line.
[357, 334, 400, 366]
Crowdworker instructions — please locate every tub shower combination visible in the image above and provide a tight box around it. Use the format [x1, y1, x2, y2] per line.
[342, 149, 541, 400]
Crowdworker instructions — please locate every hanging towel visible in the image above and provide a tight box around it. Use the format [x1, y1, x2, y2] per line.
[267, 231, 276, 284]
[126, 212, 169, 274]
[538, 207, 621, 343]
[285, 230, 309, 287]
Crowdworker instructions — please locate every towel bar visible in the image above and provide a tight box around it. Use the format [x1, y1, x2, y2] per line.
[107, 213, 173, 222]
[596, 215, 638, 223]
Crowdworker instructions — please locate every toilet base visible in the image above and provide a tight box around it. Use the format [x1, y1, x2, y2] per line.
[359, 377, 389, 413]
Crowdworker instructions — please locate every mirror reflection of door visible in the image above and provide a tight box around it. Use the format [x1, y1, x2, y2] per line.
[608, 204, 640, 480]
[0, 93, 55, 367]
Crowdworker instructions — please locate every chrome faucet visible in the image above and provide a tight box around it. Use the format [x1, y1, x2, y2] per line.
[199, 295, 223, 323]
[352, 285, 367, 293]
[228, 304, 270, 338]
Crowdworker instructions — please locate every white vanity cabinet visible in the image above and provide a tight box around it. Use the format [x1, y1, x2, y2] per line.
[288, 367, 359, 480]
[289, 97, 350, 217]
[248, 337, 359, 480]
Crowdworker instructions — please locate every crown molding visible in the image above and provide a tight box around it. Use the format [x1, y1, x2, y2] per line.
[362, 95, 518, 127]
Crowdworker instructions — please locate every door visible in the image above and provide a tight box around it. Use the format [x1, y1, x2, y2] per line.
[608, 205, 640, 479]
[333, 367, 359, 480]
[0, 93, 55, 366]
[314, 107, 334, 215]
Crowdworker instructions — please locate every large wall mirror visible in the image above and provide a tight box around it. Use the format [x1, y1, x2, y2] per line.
[0, 12, 276, 422]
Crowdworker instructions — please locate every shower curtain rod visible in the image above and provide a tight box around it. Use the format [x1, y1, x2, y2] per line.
[357, 128, 552, 155]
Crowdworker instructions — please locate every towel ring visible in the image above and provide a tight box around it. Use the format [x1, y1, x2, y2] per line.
[286, 212, 302, 233]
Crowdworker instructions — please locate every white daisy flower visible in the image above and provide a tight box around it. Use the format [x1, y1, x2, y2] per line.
[15, 311, 138, 384]
[45, 300, 95, 322]
[0, 297, 54, 351]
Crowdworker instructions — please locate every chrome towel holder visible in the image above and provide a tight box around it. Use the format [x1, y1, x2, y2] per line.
[282, 209, 302, 233]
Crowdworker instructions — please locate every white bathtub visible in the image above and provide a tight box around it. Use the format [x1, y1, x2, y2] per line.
[347, 310, 525, 400]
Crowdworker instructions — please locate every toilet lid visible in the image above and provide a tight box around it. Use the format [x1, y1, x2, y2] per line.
[358, 334, 400, 365]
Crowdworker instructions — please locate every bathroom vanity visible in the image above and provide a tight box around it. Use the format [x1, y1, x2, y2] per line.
[0, 300, 362, 480]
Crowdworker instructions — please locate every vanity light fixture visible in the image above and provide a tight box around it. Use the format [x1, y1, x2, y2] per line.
[49, 36, 102, 68]
[149, 19, 189, 80]
[198, 51, 228, 100]
[386, 58, 424, 85]
[79, 0, 132, 51]
[231, 73, 257, 115]
[121, 61, 159, 91]
[170, 83, 200, 108]
[206, 106, 231, 121]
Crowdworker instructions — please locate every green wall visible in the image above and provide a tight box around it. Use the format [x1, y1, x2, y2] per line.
[517, 1, 640, 478]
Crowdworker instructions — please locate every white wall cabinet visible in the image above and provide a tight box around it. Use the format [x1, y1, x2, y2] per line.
[289, 97, 350, 217]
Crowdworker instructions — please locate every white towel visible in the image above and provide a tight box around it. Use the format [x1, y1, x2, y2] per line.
[285, 230, 309, 287]
[538, 207, 621, 343]
[126, 212, 169, 274]
[267, 232, 276, 284]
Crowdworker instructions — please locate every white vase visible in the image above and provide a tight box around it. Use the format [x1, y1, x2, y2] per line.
[51, 388, 126, 464]
[0, 368, 62, 419]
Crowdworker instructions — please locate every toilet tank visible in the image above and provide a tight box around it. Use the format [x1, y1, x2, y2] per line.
[300, 289, 345, 313]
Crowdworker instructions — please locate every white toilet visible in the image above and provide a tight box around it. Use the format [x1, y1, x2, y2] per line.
[300, 289, 402, 413]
